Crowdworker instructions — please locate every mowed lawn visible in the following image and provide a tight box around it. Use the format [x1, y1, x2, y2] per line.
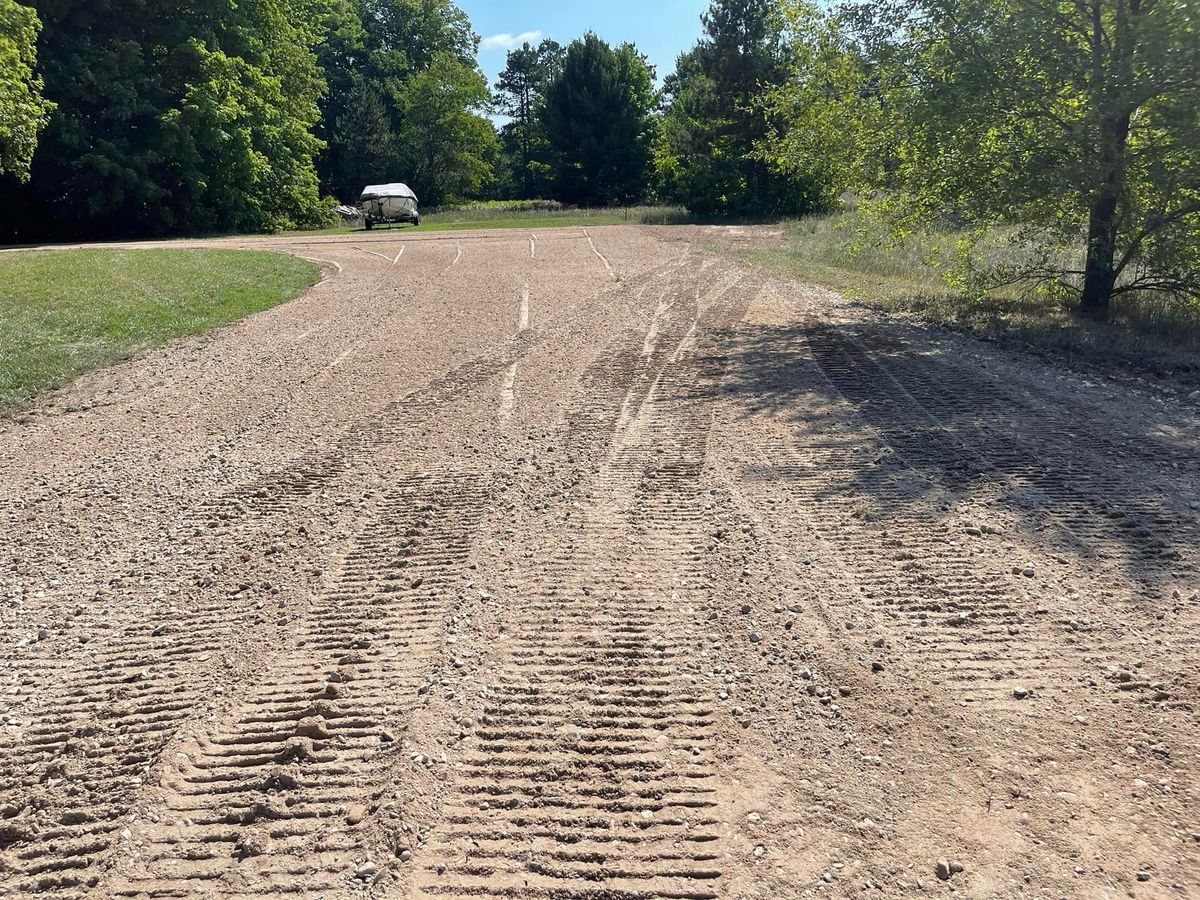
[0, 248, 319, 410]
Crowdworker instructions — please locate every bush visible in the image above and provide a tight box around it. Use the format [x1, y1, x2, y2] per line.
[431, 199, 565, 214]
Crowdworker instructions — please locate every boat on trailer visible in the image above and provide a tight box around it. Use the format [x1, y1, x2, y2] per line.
[358, 183, 420, 229]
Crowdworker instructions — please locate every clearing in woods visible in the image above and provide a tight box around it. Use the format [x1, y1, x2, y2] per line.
[1, 225, 1196, 898]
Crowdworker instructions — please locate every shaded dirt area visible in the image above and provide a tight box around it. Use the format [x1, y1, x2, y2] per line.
[1, 225, 1196, 898]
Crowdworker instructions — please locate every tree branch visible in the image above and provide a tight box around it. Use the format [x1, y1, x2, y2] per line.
[1114, 202, 1200, 277]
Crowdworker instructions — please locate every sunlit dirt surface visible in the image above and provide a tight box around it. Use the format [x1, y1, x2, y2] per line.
[1, 225, 1196, 898]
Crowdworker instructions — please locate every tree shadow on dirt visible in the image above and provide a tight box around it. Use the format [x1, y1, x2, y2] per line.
[711, 319, 1199, 594]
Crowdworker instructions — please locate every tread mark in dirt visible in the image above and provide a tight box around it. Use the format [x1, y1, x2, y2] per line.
[583, 228, 617, 282]
[103, 471, 495, 898]
[724, 321, 1178, 709]
[416, 277, 753, 900]
[203, 260, 687, 524]
[805, 324, 1195, 575]
[562, 266, 741, 467]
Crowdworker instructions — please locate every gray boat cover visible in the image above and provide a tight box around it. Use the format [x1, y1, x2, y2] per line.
[359, 183, 418, 201]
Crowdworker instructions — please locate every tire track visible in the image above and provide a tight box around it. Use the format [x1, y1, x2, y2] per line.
[416, 272, 754, 899]
[805, 325, 1196, 578]
[109, 470, 496, 898]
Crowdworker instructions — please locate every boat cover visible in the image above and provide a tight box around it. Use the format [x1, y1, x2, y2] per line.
[359, 183, 418, 202]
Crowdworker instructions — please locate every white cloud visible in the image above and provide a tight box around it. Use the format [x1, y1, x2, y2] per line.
[480, 30, 543, 51]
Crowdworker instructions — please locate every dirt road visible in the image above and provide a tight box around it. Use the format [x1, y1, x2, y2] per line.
[1, 226, 1197, 898]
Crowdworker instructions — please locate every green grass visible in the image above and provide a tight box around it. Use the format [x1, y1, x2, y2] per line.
[0, 248, 319, 410]
[281, 204, 690, 237]
[744, 209, 1200, 379]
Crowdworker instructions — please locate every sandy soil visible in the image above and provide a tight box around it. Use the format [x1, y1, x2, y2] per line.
[1, 225, 1197, 899]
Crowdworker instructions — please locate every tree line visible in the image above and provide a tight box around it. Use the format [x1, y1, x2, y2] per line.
[1, 0, 1197, 316]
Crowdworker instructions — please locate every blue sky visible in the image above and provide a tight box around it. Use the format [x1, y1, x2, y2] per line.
[458, 1, 710, 92]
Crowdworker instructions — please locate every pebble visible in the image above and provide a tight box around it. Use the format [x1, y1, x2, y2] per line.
[1137, 871, 1150, 882]
[936, 858, 952, 881]
[355, 862, 378, 879]
[1013, 686, 1029, 699]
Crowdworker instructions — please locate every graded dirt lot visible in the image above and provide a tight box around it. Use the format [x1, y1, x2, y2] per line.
[1, 226, 1197, 899]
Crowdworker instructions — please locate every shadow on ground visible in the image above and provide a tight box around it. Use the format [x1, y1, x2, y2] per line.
[711, 318, 1199, 594]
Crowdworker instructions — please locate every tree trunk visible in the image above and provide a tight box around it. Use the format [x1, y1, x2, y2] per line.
[1079, 112, 1130, 320]
[1080, 192, 1119, 319]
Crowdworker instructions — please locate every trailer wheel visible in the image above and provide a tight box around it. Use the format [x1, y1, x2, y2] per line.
[364, 218, 373, 230]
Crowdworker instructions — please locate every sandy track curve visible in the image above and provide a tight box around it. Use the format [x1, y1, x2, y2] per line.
[0, 225, 1196, 898]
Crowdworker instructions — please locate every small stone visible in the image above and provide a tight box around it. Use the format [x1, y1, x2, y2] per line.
[1137, 871, 1150, 882]
[295, 716, 329, 739]
[355, 862, 378, 880]
[749, 633, 762, 644]
[1012, 686, 1029, 699]
[936, 858, 952, 881]
[871, 661, 884, 672]
[821, 872, 834, 883]
[233, 830, 271, 859]
[347, 803, 367, 825]
[398, 849, 413, 862]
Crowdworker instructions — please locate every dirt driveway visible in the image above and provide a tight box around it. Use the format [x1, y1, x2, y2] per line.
[1, 226, 1196, 898]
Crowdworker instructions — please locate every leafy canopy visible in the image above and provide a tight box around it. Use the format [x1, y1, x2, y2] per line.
[765, 0, 1200, 314]
[0, 0, 52, 181]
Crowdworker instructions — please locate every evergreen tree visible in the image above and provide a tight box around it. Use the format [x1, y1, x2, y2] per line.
[658, 0, 820, 216]
[494, 39, 562, 199]
[542, 33, 655, 206]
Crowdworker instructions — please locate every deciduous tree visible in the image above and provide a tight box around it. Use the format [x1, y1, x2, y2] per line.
[770, 0, 1200, 318]
[0, 0, 52, 181]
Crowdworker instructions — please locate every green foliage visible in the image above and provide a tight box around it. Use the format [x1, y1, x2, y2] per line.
[0, 0, 334, 239]
[0, 248, 318, 409]
[657, 0, 821, 216]
[767, 0, 1200, 316]
[317, 0, 496, 205]
[395, 51, 496, 205]
[0, 0, 52, 180]
[751, 209, 1200, 373]
[542, 33, 657, 206]
[494, 39, 563, 199]
[434, 199, 564, 213]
